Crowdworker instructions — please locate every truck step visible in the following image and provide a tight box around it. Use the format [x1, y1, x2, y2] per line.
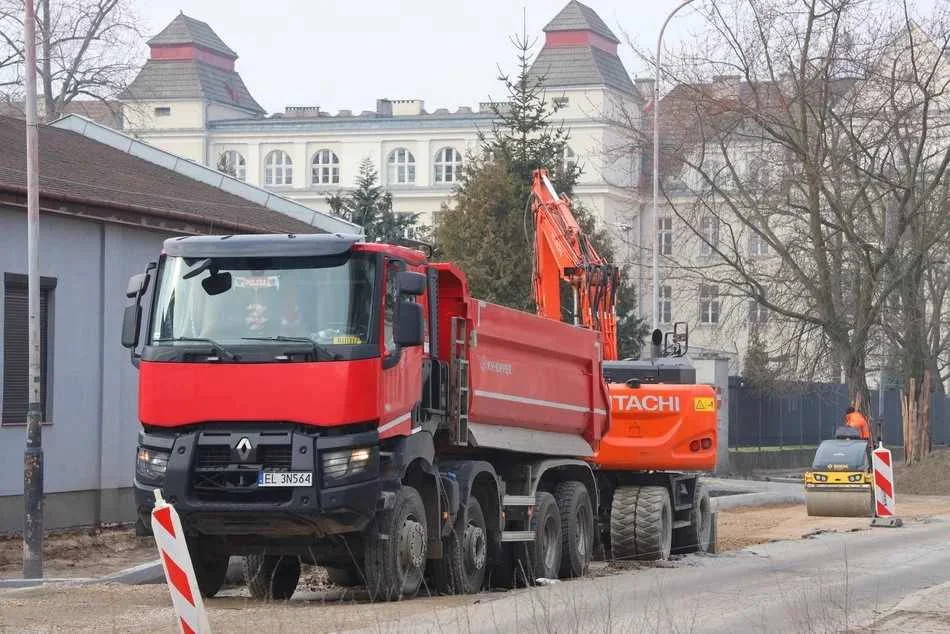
[502, 495, 536, 507]
[501, 530, 536, 542]
[673, 520, 691, 530]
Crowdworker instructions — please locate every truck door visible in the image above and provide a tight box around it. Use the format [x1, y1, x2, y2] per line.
[379, 257, 423, 438]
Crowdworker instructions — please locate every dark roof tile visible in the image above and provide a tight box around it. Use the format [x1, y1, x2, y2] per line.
[120, 60, 264, 114]
[148, 13, 237, 58]
[543, 1, 619, 43]
[529, 45, 637, 96]
[0, 115, 316, 233]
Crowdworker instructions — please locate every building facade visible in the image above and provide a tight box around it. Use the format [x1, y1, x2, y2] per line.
[119, 3, 644, 236]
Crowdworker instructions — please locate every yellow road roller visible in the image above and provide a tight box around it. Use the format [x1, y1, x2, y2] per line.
[804, 426, 873, 517]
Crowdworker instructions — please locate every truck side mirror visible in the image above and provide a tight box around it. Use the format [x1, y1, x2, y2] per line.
[126, 273, 148, 299]
[395, 301, 425, 347]
[121, 304, 142, 349]
[397, 271, 425, 296]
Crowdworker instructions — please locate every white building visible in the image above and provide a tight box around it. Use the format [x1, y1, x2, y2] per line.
[119, 3, 644, 234]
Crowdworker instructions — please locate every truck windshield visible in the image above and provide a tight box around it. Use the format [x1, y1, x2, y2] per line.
[149, 253, 377, 350]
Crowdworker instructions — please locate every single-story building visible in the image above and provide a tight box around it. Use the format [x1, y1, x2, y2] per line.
[0, 114, 359, 532]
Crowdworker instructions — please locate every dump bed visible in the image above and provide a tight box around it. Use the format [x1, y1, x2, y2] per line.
[433, 264, 609, 457]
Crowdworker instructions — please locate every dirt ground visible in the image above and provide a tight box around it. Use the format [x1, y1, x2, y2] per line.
[4, 495, 950, 633]
[0, 526, 155, 580]
[893, 448, 950, 496]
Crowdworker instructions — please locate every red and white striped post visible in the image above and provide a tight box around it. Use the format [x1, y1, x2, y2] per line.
[151, 490, 212, 633]
[871, 443, 903, 528]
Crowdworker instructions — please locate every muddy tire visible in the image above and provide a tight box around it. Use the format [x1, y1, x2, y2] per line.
[188, 536, 229, 598]
[244, 554, 300, 600]
[610, 485, 672, 561]
[555, 482, 594, 578]
[673, 483, 712, 554]
[431, 495, 488, 595]
[364, 485, 428, 601]
[517, 491, 562, 584]
[325, 564, 363, 587]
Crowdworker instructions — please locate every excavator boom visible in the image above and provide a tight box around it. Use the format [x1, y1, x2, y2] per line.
[531, 169, 620, 360]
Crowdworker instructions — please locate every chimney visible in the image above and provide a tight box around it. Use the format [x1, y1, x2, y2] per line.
[710, 75, 740, 100]
[389, 99, 424, 116]
[635, 78, 656, 101]
[376, 99, 393, 116]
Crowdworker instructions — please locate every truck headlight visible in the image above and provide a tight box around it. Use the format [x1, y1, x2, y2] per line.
[136, 447, 169, 482]
[321, 447, 375, 484]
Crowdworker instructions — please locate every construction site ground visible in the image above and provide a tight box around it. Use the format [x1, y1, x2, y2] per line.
[4, 492, 950, 633]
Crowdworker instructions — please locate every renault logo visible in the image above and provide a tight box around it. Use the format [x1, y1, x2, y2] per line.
[235, 437, 253, 461]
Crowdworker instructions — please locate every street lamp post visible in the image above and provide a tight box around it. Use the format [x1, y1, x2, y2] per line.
[652, 0, 698, 332]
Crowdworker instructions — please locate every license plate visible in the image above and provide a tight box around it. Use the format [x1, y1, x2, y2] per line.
[257, 471, 313, 487]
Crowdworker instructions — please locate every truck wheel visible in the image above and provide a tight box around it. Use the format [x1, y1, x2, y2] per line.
[517, 491, 562, 584]
[672, 483, 712, 554]
[187, 535, 228, 598]
[244, 554, 300, 600]
[365, 485, 428, 601]
[555, 481, 594, 578]
[432, 495, 488, 594]
[610, 486, 673, 561]
[325, 564, 363, 587]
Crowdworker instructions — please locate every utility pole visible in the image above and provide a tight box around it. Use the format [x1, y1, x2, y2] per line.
[23, 0, 44, 580]
[653, 0, 698, 331]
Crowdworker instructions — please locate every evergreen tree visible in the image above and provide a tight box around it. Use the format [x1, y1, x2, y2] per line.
[743, 328, 777, 393]
[436, 30, 646, 353]
[327, 158, 421, 242]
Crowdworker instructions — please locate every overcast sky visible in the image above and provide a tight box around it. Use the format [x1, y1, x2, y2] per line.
[135, 0, 710, 115]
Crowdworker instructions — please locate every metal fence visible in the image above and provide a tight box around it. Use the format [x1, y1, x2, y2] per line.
[728, 378, 950, 448]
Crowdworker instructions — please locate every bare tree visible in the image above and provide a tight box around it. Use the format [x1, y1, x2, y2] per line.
[619, 0, 950, 460]
[0, 0, 142, 122]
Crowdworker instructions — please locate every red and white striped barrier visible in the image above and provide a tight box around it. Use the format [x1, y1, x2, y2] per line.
[151, 490, 212, 633]
[871, 444, 903, 528]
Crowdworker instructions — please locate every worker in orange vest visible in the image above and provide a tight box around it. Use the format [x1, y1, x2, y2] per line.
[845, 407, 871, 440]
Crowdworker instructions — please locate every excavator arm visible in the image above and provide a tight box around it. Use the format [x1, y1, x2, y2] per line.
[531, 168, 620, 360]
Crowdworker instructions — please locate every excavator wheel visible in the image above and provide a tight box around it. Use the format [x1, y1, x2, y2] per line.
[610, 485, 672, 562]
[672, 482, 712, 554]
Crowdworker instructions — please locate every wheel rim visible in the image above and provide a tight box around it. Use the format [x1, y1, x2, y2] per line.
[697, 497, 711, 549]
[575, 506, 590, 557]
[464, 522, 487, 572]
[398, 515, 426, 581]
[542, 514, 559, 571]
[660, 503, 672, 557]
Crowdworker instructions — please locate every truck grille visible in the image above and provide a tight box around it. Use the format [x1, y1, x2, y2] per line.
[189, 430, 300, 503]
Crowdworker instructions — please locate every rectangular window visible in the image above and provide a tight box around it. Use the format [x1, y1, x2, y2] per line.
[657, 217, 672, 256]
[658, 285, 672, 324]
[699, 216, 719, 255]
[154, 107, 171, 117]
[749, 300, 769, 324]
[749, 231, 769, 256]
[699, 284, 720, 324]
[2, 273, 56, 425]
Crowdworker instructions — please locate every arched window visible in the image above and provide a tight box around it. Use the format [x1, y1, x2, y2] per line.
[217, 150, 246, 181]
[433, 147, 463, 183]
[311, 149, 340, 185]
[387, 148, 416, 184]
[264, 150, 293, 186]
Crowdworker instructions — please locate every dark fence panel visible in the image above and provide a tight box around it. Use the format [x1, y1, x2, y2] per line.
[728, 378, 949, 448]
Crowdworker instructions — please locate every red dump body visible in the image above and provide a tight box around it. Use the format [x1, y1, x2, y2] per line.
[432, 264, 609, 452]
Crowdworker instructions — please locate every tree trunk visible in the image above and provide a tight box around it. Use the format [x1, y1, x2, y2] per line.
[901, 369, 933, 465]
[41, 0, 54, 121]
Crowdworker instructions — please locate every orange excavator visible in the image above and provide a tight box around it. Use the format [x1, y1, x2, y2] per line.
[530, 167, 719, 559]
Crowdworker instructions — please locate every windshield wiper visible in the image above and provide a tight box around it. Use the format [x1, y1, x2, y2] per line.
[241, 336, 341, 361]
[153, 337, 238, 361]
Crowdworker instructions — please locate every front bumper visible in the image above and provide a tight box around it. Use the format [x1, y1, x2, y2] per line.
[134, 424, 381, 537]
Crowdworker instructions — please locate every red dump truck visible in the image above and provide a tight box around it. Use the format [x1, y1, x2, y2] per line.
[122, 233, 716, 601]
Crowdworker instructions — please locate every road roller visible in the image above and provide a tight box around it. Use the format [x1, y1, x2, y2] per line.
[804, 426, 873, 517]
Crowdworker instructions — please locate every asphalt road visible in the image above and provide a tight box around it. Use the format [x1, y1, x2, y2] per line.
[350, 516, 950, 634]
